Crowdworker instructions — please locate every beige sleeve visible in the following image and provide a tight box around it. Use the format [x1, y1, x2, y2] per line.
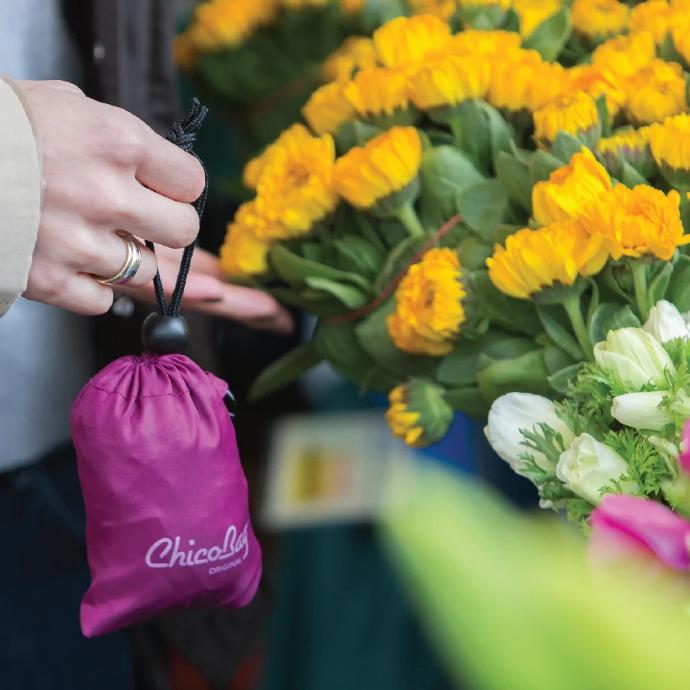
[0, 77, 41, 317]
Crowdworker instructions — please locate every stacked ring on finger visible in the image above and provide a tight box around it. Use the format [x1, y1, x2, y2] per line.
[94, 233, 143, 286]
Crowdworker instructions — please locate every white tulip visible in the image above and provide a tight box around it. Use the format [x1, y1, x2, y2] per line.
[593, 327, 675, 391]
[610, 391, 672, 431]
[556, 433, 639, 504]
[484, 393, 574, 474]
[643, 300, 689, 342]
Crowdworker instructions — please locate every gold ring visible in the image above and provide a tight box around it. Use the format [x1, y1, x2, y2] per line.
[95, 234, 142, 286]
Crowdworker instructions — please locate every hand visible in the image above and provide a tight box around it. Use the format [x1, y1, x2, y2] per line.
[123, 246, 294, 333]
[19, 80, 205, 314]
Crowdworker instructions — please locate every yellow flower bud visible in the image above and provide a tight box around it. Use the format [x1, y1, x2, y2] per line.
[533, 93, 601, 148]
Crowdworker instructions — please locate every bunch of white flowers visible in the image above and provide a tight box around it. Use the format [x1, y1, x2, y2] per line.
[485, 300, 690, 524]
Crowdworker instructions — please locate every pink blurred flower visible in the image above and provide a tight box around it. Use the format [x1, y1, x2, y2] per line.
[590, 495, 690, 571]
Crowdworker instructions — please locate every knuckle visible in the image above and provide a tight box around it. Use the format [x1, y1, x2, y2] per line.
[91, 183, 131, 225]
[71, 230, 101, 266]
[100, 108, 146, 166]
[26, 265, 62, 303]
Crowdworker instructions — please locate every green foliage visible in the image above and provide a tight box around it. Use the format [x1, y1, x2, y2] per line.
[521, 7, 571, 61]
[248, 342, 322, 401]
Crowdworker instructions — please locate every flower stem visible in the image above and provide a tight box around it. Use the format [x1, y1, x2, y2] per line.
[630, 260, 650, 321]
[562, 295, 593, 360]
[397, 200, 425, 237]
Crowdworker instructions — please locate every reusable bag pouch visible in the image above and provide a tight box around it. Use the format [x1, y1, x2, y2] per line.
[71, 101, 262, 637]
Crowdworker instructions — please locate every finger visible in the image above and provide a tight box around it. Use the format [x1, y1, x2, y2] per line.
[119, 184, 200, 248]
[84, 233, 157, 289]
[136, 125, 206, 203]
[56, 274, 114, 316]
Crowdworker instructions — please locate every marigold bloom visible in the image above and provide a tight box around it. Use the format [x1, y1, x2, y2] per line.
[386, 379, 454, 447]
[571, 0, 629, 40]
[408, 54, 490, 109]
[230, 200, 290, 241]
[409, 0, 458, 20]
[254, 130, 338, 234]
[533, 93, 601, 147]
[321, 36, 378, 82]
[243, 124, 314, 190]
[591, 32, 656, 79]
[648, 114, 690, 170]
[332, 126, 422, 209]
[187, 0, 277, 51]
[449, 29, 522, 57]
[488, 50, 565, 112]
[629, 0, 672, 44]
[302, 82, 355, 135]
[458, 0, 511, 9]
[532, 149, 612, 226]
[625, 59, 687, 125]
[596, 127, 652, 176]
[343, 67, 410, 119]
[487, 222, 609, 299]
[387, 248, 465, 356]
[373, 15, 452, 69]
[512, 0, 562, 37]
[220, 224, 271, 279]
[579, 185, 689, 261]
[672, 21, 690, 67]
[566, 64, 627, 118]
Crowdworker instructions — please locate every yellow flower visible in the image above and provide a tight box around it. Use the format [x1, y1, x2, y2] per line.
[254, 130, 338, 234]
[243, 124, 314, 190]
[458, 0, 511, 8]
[409, 0, 459, 20]
[533, 93, 601, 147]
[387, 248, 466, 356]
[187, 0, 277, 51]
[343, 67, 410, 119]
[648, 114, 690, 170]
[230, 200, 291, 240]
[532, 149, 612, 226]
[566, 64, 627, 118]
[220, 224, 271, 279]
[321, 36, 378, 82]
[625, 59, 687, 125]
[671, 20, 690, 66]
[373, 15, 452, 69]
[302, 81, 355, 135]
[571, 0, 629, 40]
[386, 379, 454, 447]
[487, 222, 609, 299]
[512, 0, 562, 37]
[488, 50, 566, 112]
[629, 0, 672, 44]
[591, 32, 656, 79]
[596, 127, 653, 176]
[333, 127, 422, 209]
[173, 31, 198, 72]
[579, 185, 689, 261]
[408, 54, 490, 110]
[450, 29, 522, 57]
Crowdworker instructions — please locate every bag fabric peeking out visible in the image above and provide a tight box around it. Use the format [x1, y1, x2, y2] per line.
[71, 101, 262, 637]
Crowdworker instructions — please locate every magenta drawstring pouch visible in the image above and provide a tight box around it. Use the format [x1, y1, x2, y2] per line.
[70, 101, 262, 638]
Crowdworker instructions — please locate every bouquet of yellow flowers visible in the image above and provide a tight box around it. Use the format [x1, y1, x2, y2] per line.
[219, 3, 690, 458]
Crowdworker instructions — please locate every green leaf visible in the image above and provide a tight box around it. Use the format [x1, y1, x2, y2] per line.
[443, 386, 488, 416]
[333, 236, 385, 278]
[621, 162, 648, 187]
[522, 7, 571, 61]
[537, 305, 584, 360]
[314, 321, 397, 391]
[438, 335, 537, 386]
[270, 244, 371, 291]
[668, 254, 690, 311]
[457, 179, 510, 241]
[420, 146, 484, 218]
[550, 131, 583, 164]
[334, 120, 383, 153]
[529, 149, 563, 186]
[548, 362, 584, 394]
[457, 236, 494, 270]
[588, 302, 641, 345]
[304, 276, 369, 309]
[479, 102, 513, 168]
[543, 343, 576, 374]
[595, 94, 610, 138]
[495, 151, 532, 210]
[248, 342, 323, 401]
[354, 299, 439, 377]
[454, 100, 491, 172]
[649, 261, 674, 305]
[477, 349, 553, 402]
[373, 235, 429, 293]
[270, 286, 347, 317]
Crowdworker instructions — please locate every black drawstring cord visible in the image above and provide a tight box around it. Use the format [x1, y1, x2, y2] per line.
[146, 98, 209, 318]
